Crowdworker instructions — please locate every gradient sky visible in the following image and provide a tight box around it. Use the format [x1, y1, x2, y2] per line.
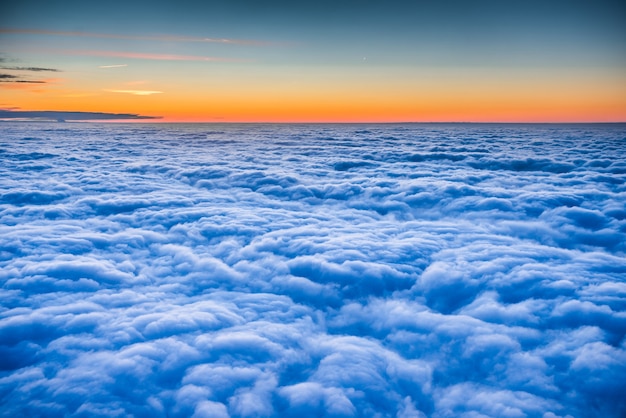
[1, 0, 625, 122]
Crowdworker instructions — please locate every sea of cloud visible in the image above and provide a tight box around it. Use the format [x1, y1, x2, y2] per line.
[1, 122, 625, 417]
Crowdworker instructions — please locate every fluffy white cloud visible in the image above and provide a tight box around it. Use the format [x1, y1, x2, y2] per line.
[1, 122, 625, 417]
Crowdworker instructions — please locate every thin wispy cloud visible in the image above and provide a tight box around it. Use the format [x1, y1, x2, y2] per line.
[104, 89, 163, 96]
[0, 74, 49, 84]
[0, 28, 274, 46]
[98, 64, 128, 69]
[0, 61, 61, 85]
[0, 55, 60, 73]
[0, 66, 60, 72]
[71, 50, 248, 62]
[0, 77, 60, 91]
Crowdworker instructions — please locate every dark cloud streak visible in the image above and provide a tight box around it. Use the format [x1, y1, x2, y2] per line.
[0, 110, 160, 120]
[0, 74, 47, 83]
[0, 55, 61, 83]
[0, 66, 60, 72]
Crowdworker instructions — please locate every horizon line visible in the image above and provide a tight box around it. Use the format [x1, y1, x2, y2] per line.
[2, 120, 625, 125]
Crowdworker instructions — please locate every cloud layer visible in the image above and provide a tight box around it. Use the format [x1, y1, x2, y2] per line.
[1, 123, 625, 417]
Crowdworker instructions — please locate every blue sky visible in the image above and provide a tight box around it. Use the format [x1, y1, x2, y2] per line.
[4, 0, 624, 63]
[1, 0, 625, 121]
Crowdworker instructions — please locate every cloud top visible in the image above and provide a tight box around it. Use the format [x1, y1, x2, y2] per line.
[0, 123, 625, 417]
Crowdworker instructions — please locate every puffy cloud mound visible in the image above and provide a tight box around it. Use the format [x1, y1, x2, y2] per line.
[1, 122, 625, 417]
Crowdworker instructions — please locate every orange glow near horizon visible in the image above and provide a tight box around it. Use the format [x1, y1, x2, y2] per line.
[3, 60, 625, 123]
[4, 90, 626, 123]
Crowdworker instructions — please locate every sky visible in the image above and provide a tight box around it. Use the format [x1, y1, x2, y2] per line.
[1, 0, 625, 122]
